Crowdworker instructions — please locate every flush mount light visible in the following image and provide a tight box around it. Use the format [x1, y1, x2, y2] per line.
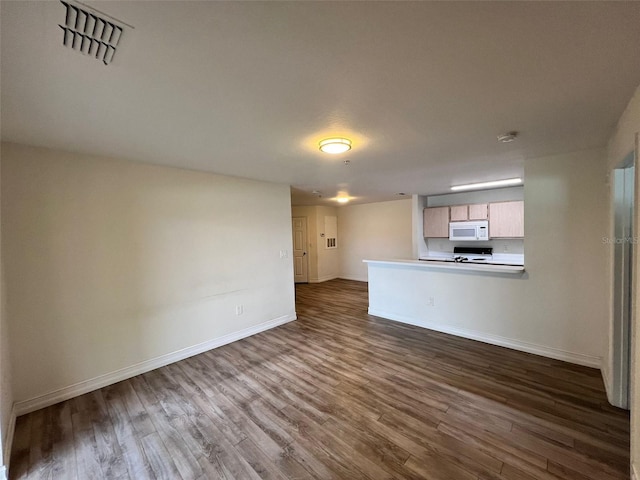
[451, 178, 522, 192]
[334, 191, 351, 203]
[319, 138, 352, 154]
[497, 131, 518, 143]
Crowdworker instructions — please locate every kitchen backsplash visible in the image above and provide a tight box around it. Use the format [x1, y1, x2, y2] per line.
[426, 238, 524, 255]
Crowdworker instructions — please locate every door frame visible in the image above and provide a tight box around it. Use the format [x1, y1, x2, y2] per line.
[611, 156, 635, 408]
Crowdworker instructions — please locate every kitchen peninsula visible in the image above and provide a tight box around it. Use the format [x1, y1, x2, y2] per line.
[362, 185, 600, 367]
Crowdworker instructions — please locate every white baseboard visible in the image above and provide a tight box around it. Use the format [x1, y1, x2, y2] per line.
[2, 404, 16, 474]
[338, 275, 368, 283]
[368, 308, 601, 369]
[14, 313, 296, 416]
[309, 274, 339, 283]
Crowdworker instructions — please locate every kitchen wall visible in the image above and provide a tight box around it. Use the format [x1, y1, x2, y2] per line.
[1, 142, 296, 412]
[418, 186, 524, 258]
[605, 83, 640, 479]
[291, 205, 339, 283]
[0, 162, 12, 479]
[338, 199, 413, 282]
[369, 147, 609, 367]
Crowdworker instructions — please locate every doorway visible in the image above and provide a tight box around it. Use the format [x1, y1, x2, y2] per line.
[292, 217, 308, 283]
[612, 152, 635, 408]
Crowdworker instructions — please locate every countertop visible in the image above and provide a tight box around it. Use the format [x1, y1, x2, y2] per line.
[364, 258, 525, 274]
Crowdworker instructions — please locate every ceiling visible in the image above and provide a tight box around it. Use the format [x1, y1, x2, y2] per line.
[2, 1, 640, 206]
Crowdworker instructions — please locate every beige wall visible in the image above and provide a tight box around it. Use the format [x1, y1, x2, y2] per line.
[291, 205, 339, 283]
[2, 143, 295, 410]
[0, 160, 13, 475]
[338, 199, 413, 282]
[524, 148, 609, 361]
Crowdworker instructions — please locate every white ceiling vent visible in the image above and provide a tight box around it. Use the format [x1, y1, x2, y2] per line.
[59, 1, 127, 65]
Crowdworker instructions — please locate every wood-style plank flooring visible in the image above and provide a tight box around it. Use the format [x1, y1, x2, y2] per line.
[10, 279, 630, 479]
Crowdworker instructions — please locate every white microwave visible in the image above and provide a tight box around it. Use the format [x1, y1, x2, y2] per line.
[449, 221, 489, 241]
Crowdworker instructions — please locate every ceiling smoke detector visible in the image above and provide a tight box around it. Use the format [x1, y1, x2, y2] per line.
[59, 1, 128, 65]
[497, 131, 518, 143]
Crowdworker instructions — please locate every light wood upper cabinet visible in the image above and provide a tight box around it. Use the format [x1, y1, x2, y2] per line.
[423, 207, 450, 238]
[468, 203, 488, 220]
[450, 205, 468, 221]
[489, 201, 524, 238]
[449, 203, 488, 221]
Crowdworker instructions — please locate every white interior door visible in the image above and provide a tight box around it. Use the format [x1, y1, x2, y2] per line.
[292, 217, 308, 283]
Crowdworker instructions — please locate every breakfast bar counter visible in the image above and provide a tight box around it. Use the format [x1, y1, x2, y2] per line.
[363, 258, 525, 274]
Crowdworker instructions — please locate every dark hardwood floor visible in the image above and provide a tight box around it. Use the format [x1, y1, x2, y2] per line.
[10, 279, 630, 479]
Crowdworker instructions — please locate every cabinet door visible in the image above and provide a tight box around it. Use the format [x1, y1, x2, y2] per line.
[489, 201, 524, 238]
[450, 205, 468, 221]
[468, 203, 488, 220]
[423, 207, 450, 238]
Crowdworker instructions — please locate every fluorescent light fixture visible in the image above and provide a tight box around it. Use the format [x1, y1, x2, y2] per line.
[319, 138, 352, 154]
[451, 177, 522, 192]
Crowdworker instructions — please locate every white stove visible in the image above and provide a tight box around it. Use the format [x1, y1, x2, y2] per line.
[450, 247, 493, 263]
[419, 246, 524, 266]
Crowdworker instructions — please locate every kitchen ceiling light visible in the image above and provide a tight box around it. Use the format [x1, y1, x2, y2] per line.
[337, 197, 350, 204]
[451, 178, 522, 192]
[319, 138, 352, 154]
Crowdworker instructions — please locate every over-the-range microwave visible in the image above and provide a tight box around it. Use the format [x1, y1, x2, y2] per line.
[449, 221, 489, 241]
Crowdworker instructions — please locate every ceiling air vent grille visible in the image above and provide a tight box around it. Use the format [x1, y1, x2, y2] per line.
[59, 1, 125, 65]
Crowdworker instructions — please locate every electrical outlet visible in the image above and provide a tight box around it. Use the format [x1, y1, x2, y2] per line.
[235, 305, 244, 315]
[502, 243, 509, 252]
[427, 297, 435, 307]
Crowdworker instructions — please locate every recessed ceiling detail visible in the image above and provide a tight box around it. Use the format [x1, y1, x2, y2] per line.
[59, 1, 125, 65]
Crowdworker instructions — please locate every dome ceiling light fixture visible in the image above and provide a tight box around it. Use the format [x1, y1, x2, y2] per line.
[497, 131, 518, 143]
[319, 138, 352, 154]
